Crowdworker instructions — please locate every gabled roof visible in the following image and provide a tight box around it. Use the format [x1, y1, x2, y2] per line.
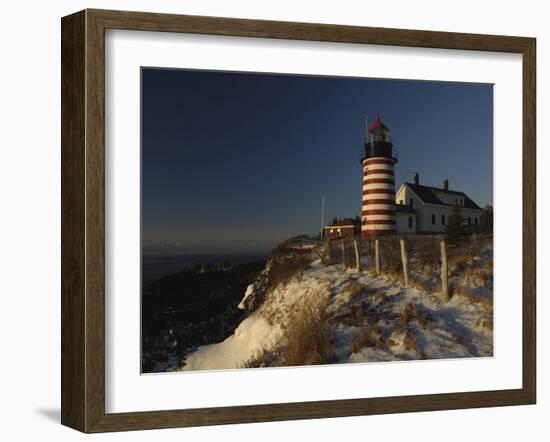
[404, 182, 481, 210]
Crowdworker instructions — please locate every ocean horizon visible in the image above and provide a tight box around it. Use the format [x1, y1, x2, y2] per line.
[142, 253, 267, 286]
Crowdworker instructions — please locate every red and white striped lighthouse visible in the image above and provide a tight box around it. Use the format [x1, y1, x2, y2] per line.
[360, 116, 397, 235]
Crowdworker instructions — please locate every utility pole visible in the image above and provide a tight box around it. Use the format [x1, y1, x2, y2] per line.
[320, 195, 325, 240]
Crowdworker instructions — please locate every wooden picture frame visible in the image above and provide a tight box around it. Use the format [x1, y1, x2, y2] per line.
[61, 8, 536, 433]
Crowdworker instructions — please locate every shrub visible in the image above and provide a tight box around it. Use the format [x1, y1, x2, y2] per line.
[445, 202, 470, 243]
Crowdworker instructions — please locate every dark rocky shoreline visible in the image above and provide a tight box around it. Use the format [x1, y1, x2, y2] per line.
[141, 260, 265, 373]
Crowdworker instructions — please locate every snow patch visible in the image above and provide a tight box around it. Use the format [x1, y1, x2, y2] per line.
[178, 239, 493, 371]
[238, 284, 255, 310]
[180, 315, 283, 371]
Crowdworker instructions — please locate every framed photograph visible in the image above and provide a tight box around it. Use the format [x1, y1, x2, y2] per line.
[61, 9, 536, 433]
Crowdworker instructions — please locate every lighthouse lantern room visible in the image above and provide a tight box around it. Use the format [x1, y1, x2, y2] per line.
[360, 116, 398, 236]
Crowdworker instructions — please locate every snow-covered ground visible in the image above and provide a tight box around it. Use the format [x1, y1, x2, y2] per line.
[177, 241, 493, 371]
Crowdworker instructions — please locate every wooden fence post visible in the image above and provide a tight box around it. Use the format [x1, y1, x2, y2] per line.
[353, 239, 361, 272]
[375, 239, 380, 276]
[341, 239, 346, 267]
[400, 238, 409, 287]
[440, 239, 449, 301]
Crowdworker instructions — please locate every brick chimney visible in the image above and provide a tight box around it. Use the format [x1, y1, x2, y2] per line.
[413, 172, 419, 185]
[443, 179, 449, 191]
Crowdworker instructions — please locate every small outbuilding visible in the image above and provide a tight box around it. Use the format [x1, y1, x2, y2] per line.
[323, 218, 358, 239]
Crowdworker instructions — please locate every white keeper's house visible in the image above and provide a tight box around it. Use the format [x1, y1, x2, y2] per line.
[394, 173, 482, 234]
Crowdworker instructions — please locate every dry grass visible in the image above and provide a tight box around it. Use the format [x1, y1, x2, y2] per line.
[382, 271, 402, 283]
[351, 325, 380, 353]
[476, 317, 494, 331]
[333, 300, 367, 327]
[399, 303, 417, 327]
[414, 240, 440, 271]
[279, 293, 337, 366]
[353, 304, 365, 323]
[399, 302, 433, 328]
[450, 285, 493, 310]
[404, 331, 417, 352]
[266, 244, 313, 293]
[240, 349, 272, 369]
[408, 277, 434, 293]
[448, 254, 473, 275]
[463, 267, 491, 288]
[342, 280, 363, 299]
[373, 291, 388, 303]
[379, 238, 402, 274]
[329, 279, 363, 312]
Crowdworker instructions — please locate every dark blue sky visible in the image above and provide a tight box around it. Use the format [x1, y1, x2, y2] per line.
[142, 68, 493, 255]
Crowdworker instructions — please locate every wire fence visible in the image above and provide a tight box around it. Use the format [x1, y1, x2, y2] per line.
[327, 234, 493, 299]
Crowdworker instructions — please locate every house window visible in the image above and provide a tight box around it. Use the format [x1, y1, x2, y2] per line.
[474, 218, 478, 225]
[441, 214, 446, 225]
[409, 197, 414, 207]
[468, 217, 471, 225]
[408, 216, 413, 228]
[431, 214, 436, 225]
[330, 229, 334, 233]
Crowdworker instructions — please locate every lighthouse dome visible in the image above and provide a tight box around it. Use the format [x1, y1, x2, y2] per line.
[368, 116, 388, 134]
[360, 114, 396, 163]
